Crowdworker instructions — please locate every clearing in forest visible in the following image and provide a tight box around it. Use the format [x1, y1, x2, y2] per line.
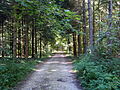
[14, 54, 82, 90]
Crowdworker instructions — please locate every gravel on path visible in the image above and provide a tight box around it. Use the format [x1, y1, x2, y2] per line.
[14, 54, 82, 90]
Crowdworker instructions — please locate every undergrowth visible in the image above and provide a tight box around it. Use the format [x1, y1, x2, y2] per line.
[74, 54, 120, 90]
[0, 58, 41, 90]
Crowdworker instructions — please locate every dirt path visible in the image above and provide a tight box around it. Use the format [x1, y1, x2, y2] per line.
[15, 54, 82, 90]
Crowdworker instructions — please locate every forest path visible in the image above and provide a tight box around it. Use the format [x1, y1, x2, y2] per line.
[14, 54, 82, 90]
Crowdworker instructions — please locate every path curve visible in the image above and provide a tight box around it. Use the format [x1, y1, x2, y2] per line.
[15, 54, 82, 90]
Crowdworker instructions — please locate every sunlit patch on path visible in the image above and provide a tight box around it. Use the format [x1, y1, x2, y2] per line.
[14, 54, 82, 90]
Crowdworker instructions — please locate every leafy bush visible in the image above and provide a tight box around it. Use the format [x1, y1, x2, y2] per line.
[74, 54, 120, 90]
[0, 59, 39, 90]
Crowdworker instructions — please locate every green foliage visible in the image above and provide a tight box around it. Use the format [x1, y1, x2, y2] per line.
[0, 0, 75, 57]
[0, 59, 40, 90]
[74, 54, 120, 90]
[94, 12, 120, 58]
[74, 8, 120, 90]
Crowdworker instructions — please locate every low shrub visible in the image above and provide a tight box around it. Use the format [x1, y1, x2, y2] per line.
[74, 54, 120, 90]
[0, 59, 40, 90]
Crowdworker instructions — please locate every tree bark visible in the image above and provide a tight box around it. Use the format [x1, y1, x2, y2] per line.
[78, 34, 82, 55]
[78, 21, 82, 55]
[93, 0, 95, 44]
[18, 20, 21, 58]
[0, 22, 2, 57]
[73, 32, 77, 56]
[1, 21, 4, 57]
[88, 0, 94, 51]
[40, 34, 42, 58]
[32, 19, 35, 58]
[107, 0, 113, 45]
[82, 0, 87, 53]
[108, 0, 112, 28]
[67, 38, 71, 53]
[10, 18, 13, 57]
[35, 20, 37, 58]
[13, 19, 17, 58]
[22, 18, 25, 58]
[25, 20, 29, 58]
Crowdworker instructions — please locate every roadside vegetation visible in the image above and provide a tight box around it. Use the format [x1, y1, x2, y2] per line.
[0, 58, 41, 89]
[74, 54, 120, 90]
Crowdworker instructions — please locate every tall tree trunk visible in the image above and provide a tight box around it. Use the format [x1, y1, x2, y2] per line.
[35, 21, 37, 58]
[10, 18, 13, 57]
[108, 0, 113, 44]
[78, 34, 82, 56]
[78, 22, 82, 55]
[25, 20, 29, 58]
[73, 32, 77, 56]
[77, 0, 82, 55]
[82, 0, 87, 53]
[32, 19, 35, 58]
[67, 38, 71, 53]
[88, 0, 94, 51]
[22, 18, 25, 57]
[13, 19, 17, 58]
[0, 22, 2, 57]
[93, 0, 95, 44]
[1, 21, 4, 57]
[0, 1, 4, 56]
[108, 0, 112, 29]
[40, 34, 42, 58]
[18, 20, 21, 58]
[98, 0, 101, 37]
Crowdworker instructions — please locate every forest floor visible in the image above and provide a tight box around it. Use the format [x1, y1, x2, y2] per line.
[14, 54, 82, 90]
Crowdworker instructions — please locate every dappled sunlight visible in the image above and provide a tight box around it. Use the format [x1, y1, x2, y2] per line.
[68, 70, 77, 73]
[0, 64, 6, 66]
[33, 68, 76, 73]
[50, 69, 57, 72]
[61, 69, 77, 73]
[45, 61, 72, 65]
[33, 69, 45, 72]
[61, 61, 72, 65]
[53, 54, 66, 58]
[45, 61, 60, 64]
[1, 0, 118, 89]
[37, 61, 42, 63]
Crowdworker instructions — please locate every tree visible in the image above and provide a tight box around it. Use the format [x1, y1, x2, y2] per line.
[108, 0, 113, 44]
[13, 19, 17, 58]
[73, 32, 77, 56]
[25, 18, 29, 58]
[18, 20, 21, 57]
[82, 0, 87, 53]
[93, 0, 95, 43]
[77, 0, 82, 55]
[88, 0, 94, 52]
[32, 18, 35, 58]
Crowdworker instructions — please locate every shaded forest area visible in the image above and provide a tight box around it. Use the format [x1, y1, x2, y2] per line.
[0, 0, 120, 90]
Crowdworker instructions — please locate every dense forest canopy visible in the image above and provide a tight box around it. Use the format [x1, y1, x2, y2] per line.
[0, 0, 119, 58]
[0, 0, 120, 89]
